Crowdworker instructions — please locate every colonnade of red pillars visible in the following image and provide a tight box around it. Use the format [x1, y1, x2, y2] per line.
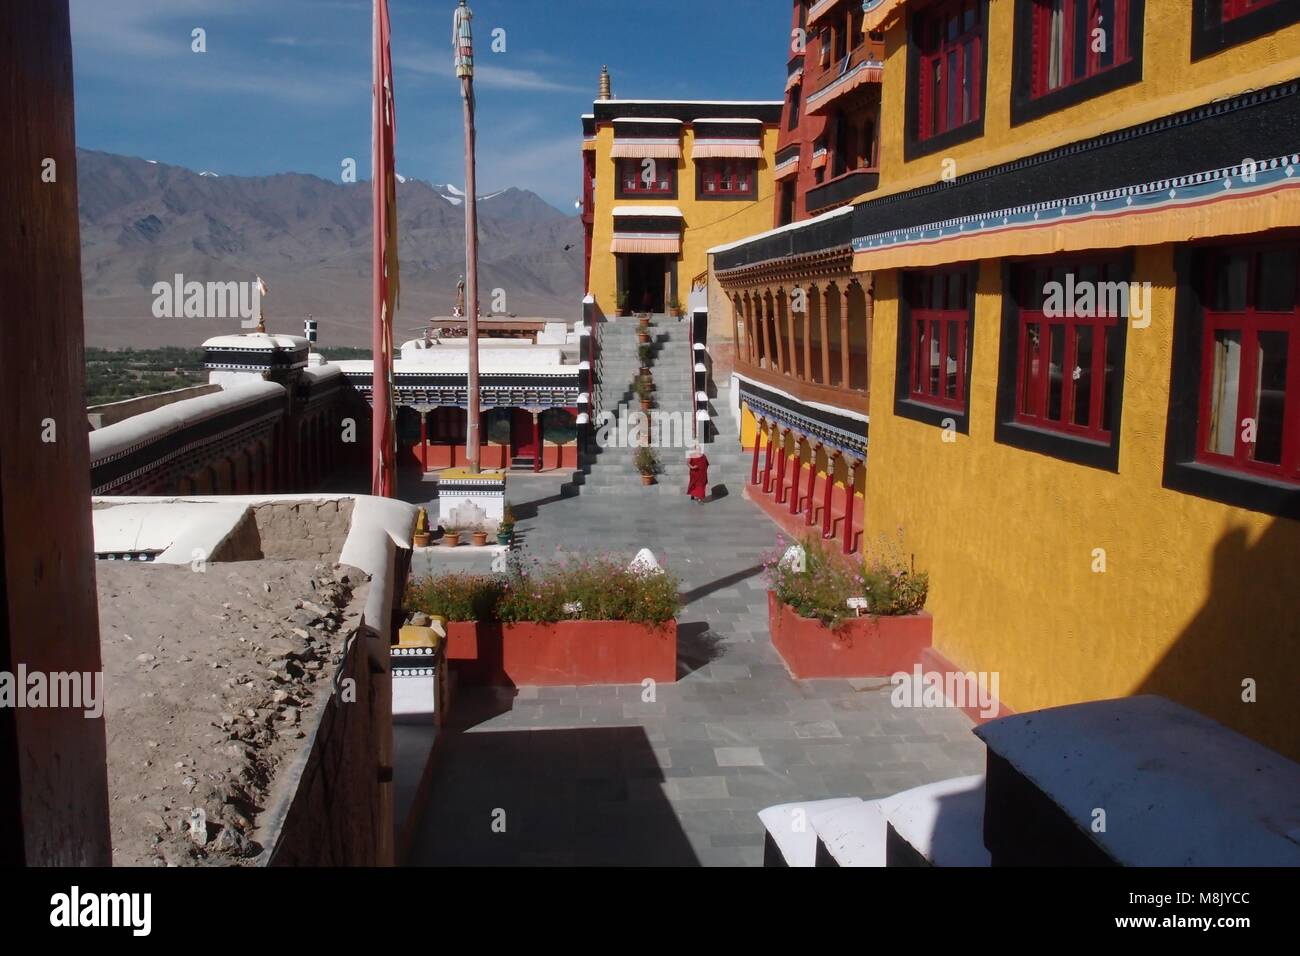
[750, 416, 859, 554]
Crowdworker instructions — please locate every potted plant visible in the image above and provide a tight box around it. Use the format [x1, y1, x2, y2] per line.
[617, 290, 630, 317]
[442, 524, 462, 547]
[471, 528, 489, 547]
[497, 503, 516, 546]
[637, 342, 653, 376]
[412, 507, 431, 548]
[668, 296, 684, 318]
[634, 377, 653, 411]
[635, 446, 659, 485]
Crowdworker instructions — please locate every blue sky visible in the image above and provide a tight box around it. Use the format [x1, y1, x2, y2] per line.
[70, 0, 789, 211]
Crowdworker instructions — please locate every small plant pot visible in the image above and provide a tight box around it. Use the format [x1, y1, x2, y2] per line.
[637, 332, 650, 344]
[639, 399, 652, 412]
[412, 531, 431, 548]
[443, 532, 461, 547]
[471, 531, 489, 547]
[639, 366, 650, 377]
[496, 532, 513, 547]
[640, 474, 655, 486]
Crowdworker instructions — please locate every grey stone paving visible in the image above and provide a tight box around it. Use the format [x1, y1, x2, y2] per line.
[406, 473, 986, 866]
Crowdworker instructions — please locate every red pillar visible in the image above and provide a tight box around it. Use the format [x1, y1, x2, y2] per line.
[750, 420, 762, 485]
[419, 410, 429, 473]
[533, 411, 542, 472]
[805, 445, 819, 525]
[822, 453, 837, 539]
[774, 430, 788, 504]
[842, 459, 857, 555]
[788, 442, 802, 515]
[761, 426, 776, 493]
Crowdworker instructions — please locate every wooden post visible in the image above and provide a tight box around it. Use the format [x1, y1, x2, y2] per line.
[419, 410, 428, 473]
[762, 423, 776, 493]
[0, 0, 111, 864]
[785, 442, 795, 515]
[805, 444, 820, 525]
[774, 429, 788, 504]
[772, 291, 786, 375]
[840, 285, 851, 390]
[822, 452, 838, 539]
[533, 411, 542, 472]
[842, 459, 858, 555]
[751, 417, 763, 485]
[820, 285, 832, 385]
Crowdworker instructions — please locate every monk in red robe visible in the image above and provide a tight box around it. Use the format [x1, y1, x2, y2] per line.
[686, 445, 709, 503]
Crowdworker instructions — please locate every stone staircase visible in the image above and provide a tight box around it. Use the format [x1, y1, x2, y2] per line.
[576, 313, 749, 497]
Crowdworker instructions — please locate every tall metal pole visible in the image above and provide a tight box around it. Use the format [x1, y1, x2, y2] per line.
[455, 0, 481, 473]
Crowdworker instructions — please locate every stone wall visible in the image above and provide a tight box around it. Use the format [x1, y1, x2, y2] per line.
[259, 619, 389, 866]
[249, 499, 355, 562]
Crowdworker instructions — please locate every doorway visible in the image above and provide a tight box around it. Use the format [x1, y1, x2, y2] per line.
[624, 254, 668, 313]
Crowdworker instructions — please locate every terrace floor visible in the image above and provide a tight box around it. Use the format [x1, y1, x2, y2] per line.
[405, 471, 985, 866]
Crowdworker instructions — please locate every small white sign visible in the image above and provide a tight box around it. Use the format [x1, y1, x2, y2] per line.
[847, 596, 869, 616]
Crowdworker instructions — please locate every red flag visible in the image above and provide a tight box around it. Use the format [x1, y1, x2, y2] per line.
[371, 0, 399, 498]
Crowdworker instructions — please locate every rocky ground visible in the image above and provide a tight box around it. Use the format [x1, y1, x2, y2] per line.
[97, 559, 369, 866]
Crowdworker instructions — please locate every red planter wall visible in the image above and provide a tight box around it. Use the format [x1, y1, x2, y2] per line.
[768, 591, 931, 679]
[444, 620, 677, 686]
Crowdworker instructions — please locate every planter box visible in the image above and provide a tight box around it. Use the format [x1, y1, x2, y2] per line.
[443, 619, 677, 686]
[768, 591, 931, 679]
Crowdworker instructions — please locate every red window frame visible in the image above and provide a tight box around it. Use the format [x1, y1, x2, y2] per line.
[698, 160, 755, 197]
[1221, 0, 1280, 22]
[909, 270, 972, 411]
[1029, 0, 1132, 98]
[617, 158, 674, 195]
[1013, 258, 1125, 443]
[1195, 241, 1300, 483]
[915, 0, 984, 141]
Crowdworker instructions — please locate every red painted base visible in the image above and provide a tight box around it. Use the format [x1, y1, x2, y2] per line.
[919, 646, 1015, 724]
[742, 476, 861, 553]
[768, 591, 931, 679]
[444, 620, 677, 686]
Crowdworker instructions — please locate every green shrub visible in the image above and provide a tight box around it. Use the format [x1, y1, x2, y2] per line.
[765, 534, 860, 628]
[407, 555, 680, 626]
[405, 573, 504, 622]
[765, 531, 929, 627]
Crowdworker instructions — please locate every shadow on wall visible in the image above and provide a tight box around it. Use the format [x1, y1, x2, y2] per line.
[407, 723, 698, 866]
[1137, 518, 1300, 762]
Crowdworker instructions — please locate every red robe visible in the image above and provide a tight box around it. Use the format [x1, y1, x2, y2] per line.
[687, 453, 709, 500]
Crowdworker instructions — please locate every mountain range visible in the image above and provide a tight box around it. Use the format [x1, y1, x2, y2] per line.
[77, 149, 585, 348]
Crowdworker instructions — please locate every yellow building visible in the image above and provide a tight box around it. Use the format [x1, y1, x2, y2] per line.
[848, 0, 1300, 758]
[580, 72, 781, 318]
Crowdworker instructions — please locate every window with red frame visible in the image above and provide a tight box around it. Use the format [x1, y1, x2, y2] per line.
[909, 270, 972, 410]
[1030, 0, 1132, 97]
[915, 0, 984, 141]
[698, 160, 755, 197]
[617, 158, 674, 195]
[1197, 243, 1299, 482]
[1222, 0, 1280, 22]
[1014, 259, 1125, 442]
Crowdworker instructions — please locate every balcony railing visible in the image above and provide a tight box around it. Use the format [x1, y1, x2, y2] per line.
[806, 167, 879, 213]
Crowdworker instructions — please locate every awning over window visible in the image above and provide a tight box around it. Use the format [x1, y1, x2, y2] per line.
[807, 0, 841, 28]
[862, 0, 909, 34]
[806, 60, 884, 115]
[690, 118, 763, 161]
[611, 206, 682, 254]
[692, 140, 764, 160]
[611, 234, 681, 254]
[611, 117, 683, 160]
[785, 67, 804, 92]
[811, 150, 828, 169]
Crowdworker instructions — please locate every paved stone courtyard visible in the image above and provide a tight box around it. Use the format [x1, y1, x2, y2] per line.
[406, 470, 985, 866]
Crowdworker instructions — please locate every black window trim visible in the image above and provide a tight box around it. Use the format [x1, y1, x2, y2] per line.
[1009, 0, 1147, 127]
[903, 0, 991, 162]
[894, 264, 980, 433]
[1162, 244, 1300, 520]
[1191, 0, 1300, 61]
[993, 254, 1131, 472]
